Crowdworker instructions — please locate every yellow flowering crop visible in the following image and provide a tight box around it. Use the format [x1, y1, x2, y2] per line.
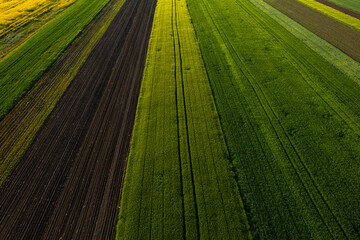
[0, 0, 76, 36]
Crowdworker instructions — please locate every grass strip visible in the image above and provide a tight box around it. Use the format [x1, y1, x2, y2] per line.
[187, 0, 360, 238]
[0, 0, 111, 120]
[0, 0, 126, 186]
[116, 0, 251, 238]
[297, 0, 360, 30]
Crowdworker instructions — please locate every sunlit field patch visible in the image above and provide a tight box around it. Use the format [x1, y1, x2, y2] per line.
[0, 0, 76, 37]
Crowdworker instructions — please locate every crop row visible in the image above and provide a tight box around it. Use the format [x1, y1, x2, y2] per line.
[0, 0, 76, 59]
[0, 0, 75, 37]
[187, 0, 360, 238]
[0, 0, 111, 120]
[0, 0, 126, 186]
[266, 0, 360, 62]
[250, 0, 360, 83]
[1, 0, 360, 238]
[116, 0, 251, 238]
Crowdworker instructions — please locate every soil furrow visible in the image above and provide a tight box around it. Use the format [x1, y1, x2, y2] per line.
[0, 0, 156, 238]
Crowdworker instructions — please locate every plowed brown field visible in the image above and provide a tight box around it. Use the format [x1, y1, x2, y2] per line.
[266, 0, 360, 62]
[0, 0, 156, 238]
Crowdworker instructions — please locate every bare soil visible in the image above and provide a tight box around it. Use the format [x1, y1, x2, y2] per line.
[0, 0, 156, 238]
[266, 0, 360, 62]
[0, 0, 124, 186]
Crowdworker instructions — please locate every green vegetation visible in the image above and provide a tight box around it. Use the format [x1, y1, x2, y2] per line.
[187, 0, 360, 238]
[0, 0, 111, 120]
[297, 0, 360, 30]
[116, 0, 251, 238]
[0, 0, 126, 187]
[250, 0, 360, 83]
[327, 0, 360, 13]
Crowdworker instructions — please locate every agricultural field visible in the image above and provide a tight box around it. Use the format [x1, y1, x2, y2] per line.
[0, 0, 126, 187]
[0, 0, 111, 120]
[187, 0, 360, 238]
[315, 0, 360, 19]
[1, 0, 360, 238]
[0, 0, 75, 35]
[116, 0, 250, 237]
[323, 0, 360, 13]
[266, 0, 360, 62]
[0, 0, 156, 237]
[297, 0, 360, 30]
[250, 0, 360, 82]
[0, 0, 76, 59]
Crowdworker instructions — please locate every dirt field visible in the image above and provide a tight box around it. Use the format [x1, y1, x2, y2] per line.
[0, 0, 156, 238]
[315, 0, 360, 19]
[266, 0, 360, 62]
[0, 0, 124, 188]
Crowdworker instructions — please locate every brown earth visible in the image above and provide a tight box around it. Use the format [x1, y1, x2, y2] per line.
[0, 0, 125, 188]
[315, 0, 360, 20]
[0, 0, 156, 239]
[266, 0, 360, 62]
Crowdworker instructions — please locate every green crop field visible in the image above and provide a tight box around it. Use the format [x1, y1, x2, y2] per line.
[0, 0, 111, 120]
[187, 0, 360, 238]
[1, 0, 360, 238]
[250, 0, 360, 83]
[116, 0, 251, 238]
[327, 0, 360, 13]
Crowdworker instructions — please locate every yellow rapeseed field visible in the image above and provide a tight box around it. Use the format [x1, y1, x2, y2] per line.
[0, 0, 76, 37]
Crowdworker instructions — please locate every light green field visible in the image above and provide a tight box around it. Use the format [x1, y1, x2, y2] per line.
[116, 0, 251, 238]
[187, 0, 360, 238]
[0, 0, 111, 120]
[297, 0, 360, 30]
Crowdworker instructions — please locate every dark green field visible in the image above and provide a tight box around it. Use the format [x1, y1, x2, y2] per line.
[187, 0, 360, 238]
